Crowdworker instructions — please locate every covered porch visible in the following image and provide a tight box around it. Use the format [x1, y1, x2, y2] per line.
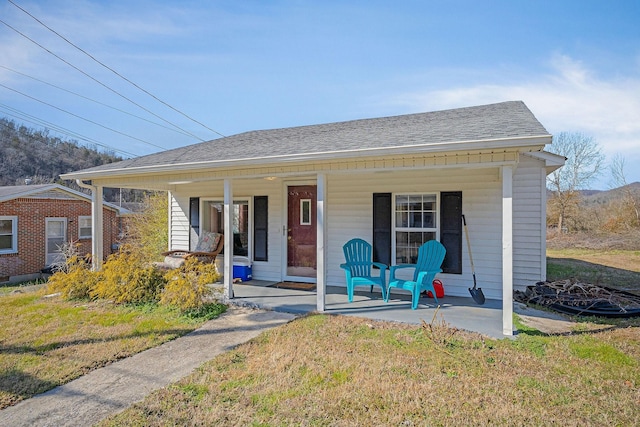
[223, 280, 507, 338]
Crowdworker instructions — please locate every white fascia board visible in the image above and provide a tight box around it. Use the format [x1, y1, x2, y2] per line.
[62, 134, 552, 181]
[524, 151, 566, 174]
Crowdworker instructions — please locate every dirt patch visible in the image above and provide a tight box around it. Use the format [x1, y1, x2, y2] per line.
[547, 229, 640, 251]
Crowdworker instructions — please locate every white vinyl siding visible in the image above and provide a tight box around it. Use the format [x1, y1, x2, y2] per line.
[168, 192, 190, 251]
[171, 179, 283, 282]
[513, 155, 547, 288]
[326, 168, 505, 299]
[165, 152, 548, 299]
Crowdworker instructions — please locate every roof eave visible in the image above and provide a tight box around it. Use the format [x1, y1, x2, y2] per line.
[61, 134, 552, 181]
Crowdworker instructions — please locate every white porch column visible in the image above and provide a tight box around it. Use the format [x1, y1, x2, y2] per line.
[502, 166, 514, 336]
[316, 173, 327, 312]
[223, 179, 234, 299]
[92, 185, 104, 271]
[77, 180, 104, 271]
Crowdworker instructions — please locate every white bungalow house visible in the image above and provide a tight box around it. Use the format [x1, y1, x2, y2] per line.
[61, 101, 564, 336]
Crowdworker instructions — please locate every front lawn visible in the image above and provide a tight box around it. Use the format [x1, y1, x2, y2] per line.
[0, 289, 225, 409]
[99, 314, 640, 426]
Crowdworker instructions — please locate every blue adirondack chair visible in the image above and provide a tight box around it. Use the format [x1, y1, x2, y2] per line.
[340, 238, 388, 302]
[386, 240, 446, 309]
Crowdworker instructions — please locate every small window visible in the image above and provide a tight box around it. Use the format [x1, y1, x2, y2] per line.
[394, 194, 437, 264]
[0, 216, 18, 254]
[79, 216, 92, 239]
[300, 199, 311, 225]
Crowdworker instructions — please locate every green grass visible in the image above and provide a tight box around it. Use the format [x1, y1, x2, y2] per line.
[98, 248, 640, 426]
[0, 289, 224, 409]
[99, 314, 640, 426]
[5, 249, 640, 425]
[546, 248, 640, 292]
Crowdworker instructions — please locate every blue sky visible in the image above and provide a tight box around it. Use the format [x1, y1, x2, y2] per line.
[1, 0, 639, 189]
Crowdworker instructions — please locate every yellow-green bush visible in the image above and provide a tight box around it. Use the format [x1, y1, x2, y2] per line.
[47, 255, 98, 299]
[122, 192, 168, 262]
[46, 243, 223, 312]
[91, 247, 165, 304]
[161, 258, 221, 311]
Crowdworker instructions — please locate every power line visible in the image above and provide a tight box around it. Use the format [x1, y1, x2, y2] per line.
[0, 64, 195, 138]
[8, 0, 226, 138]
[0, 83, 167, 150]
[0, 104, 137, 157]
[0, 17, 207, 142]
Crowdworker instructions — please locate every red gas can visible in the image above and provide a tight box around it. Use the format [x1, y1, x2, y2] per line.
[426, 279, 445, 298]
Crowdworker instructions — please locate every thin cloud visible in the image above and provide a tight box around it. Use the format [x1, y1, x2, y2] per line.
[401, 54, 640, 154]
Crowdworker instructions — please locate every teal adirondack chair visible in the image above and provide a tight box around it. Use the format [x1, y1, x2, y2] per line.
[386, 240, 446, 309]
[340, 238, 388, 302]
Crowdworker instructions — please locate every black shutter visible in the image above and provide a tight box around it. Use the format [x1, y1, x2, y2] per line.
[373, 193, 392, 266]
[253, 196, 268, 261]
[189, 197, 200, 248]
[440, 192, 462, 274]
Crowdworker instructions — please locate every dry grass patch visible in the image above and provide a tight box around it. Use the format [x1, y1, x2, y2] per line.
[0, 289, 222, 409]
[547, 248, 640, 293]
[101, 314, 640, 426]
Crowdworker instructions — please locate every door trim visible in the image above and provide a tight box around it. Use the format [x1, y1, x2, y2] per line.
[45, 217, 67, 267]
[282, 180, 317, 283]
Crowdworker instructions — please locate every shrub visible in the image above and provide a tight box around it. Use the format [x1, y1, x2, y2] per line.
[46, 255, 98, 299]
[90, 246, 165, 304]
[161, 258, 221, 311]
[122, 192, 168, 262]
[47, 244, 223, 313]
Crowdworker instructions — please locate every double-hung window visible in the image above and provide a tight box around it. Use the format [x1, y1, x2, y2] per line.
[78, 216, 92, 239]
[0, 216, 18, 254]
[394, 194, 437, 264]
[374, 192, 462, 273]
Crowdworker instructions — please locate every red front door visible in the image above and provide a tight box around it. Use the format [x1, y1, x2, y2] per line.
[287, 185, 317, 279]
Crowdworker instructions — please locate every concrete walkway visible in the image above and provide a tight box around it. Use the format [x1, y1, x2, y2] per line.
[0, 306, 296, 427]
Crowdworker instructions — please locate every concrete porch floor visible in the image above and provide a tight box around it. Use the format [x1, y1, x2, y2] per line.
[224, 280, 508, 338]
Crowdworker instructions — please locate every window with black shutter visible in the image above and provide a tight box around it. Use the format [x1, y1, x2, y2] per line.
[440, 192, 462, 274]
[253, 196, 268, 261]
[372, 193, 392, 267]
[372, 191, 462, 273]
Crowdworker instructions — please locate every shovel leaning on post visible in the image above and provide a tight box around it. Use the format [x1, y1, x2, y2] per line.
[462, 214, 485, 305]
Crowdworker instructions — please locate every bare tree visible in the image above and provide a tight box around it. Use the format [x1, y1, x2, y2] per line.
[609, 154, 639, 226]
[547, 132, 604, 234]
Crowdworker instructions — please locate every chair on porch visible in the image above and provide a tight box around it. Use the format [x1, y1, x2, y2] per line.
[385, 240, 446, 309]
[340, 238, 388, 302]
[158, 230, 224, 269]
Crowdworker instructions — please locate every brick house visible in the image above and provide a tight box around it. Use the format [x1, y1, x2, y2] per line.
[0, 184, 126, 283]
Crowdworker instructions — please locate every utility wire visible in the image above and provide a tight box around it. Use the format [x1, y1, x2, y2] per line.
[0, 64, 194, 138]
[0, 17, 207, 142]
[0, 104, 137, 157]
[0, 83, 167, 150]
[8, 0, 226, 138]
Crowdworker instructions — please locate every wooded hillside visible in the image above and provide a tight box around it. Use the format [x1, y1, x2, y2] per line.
[0, 117, 122, 186]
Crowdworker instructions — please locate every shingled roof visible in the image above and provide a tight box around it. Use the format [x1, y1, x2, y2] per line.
[63, 101, 550, 177]
[0, 184, 128, 213]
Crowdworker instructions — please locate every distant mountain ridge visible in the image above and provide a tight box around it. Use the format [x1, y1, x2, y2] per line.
[0, 117, 122, 187]
[580, 182, 640, 204]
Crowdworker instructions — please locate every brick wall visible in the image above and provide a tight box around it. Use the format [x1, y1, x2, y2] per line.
[0, 198, 120, 279]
